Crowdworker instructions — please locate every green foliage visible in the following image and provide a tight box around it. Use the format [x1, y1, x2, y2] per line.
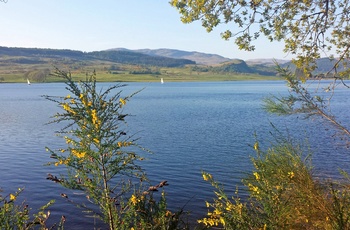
[0, 188, 63, 229]
[199, 137, 350, 229]
[129, 67, 161, 75]
[171, 0, 350, 76]
[121, 182, 189, 230]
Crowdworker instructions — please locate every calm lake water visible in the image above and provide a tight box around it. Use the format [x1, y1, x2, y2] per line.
[0, 81, 349, 229]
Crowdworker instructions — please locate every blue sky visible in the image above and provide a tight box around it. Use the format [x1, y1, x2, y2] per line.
[0, 1, 290, 60]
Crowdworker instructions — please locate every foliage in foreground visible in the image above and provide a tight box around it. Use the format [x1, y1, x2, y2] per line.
[199, 137, 350, 229]
[263, 65, 350, 144]
[0, 188, 63, 229]
[43, 69, 188, 229]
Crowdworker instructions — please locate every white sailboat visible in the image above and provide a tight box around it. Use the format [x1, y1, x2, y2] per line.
[27, 78, 31, 85]
[160, 78, 164, 84]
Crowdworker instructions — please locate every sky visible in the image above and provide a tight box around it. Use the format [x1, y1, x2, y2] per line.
[0, 1, 290, 60]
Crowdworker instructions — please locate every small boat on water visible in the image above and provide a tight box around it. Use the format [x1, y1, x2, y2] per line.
[160, 78, 164, 84]
[27, 79, 31, 85]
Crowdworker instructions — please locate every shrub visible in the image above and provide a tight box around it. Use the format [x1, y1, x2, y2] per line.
[43, 69, 188, 229]
[199, 137, 350, 229]
[0, 188, 62, 229]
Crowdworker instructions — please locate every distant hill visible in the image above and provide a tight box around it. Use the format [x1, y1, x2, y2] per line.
[188, 59, 277, 76]
[246, 58, 290, 66]
[280, 58, 350, 76]
[0, 46, 278, 76]
[108, 48, 231, 65]
[0, 46, 195, 68]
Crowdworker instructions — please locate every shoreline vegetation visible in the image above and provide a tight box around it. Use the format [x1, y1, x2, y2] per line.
[0, 67, 281, 83]
[0, 72, 280, 83]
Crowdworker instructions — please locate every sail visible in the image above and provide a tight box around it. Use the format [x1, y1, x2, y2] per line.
[161, 78, 164, 84]
[27, 79, 31, 85]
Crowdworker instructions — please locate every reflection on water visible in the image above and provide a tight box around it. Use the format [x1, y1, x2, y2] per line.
[0, 81, 349, 228]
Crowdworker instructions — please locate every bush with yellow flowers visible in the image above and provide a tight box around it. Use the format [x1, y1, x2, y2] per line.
[43, 69, 188, 229]
[0, 188, 63, 229]
[199, 136, 350, 229]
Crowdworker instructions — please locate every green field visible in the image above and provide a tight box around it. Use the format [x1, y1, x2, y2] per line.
[0, 60, 280, 83]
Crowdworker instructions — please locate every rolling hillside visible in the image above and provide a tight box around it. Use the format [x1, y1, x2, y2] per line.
[108, 48, 232, 65]
[0, 46, 195, 67]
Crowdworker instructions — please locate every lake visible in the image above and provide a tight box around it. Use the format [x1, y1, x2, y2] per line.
[0, 81, 349, 229]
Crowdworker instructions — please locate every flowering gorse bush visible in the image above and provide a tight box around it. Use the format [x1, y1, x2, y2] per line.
[199, 137, 350, 229]
[43, 69, 188, 229]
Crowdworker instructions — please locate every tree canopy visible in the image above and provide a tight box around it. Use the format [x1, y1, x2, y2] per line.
[170, 0, 350, 77]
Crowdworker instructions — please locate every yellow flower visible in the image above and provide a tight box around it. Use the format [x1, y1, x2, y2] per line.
[288, 171, 295, 179]
[202, 173, 212, 181]
[117, 141, 132, 148]
[225, 202, 235, 211]
[130, 194, 138, 205]
[248, 183, 260, 194]
[90, 109, 101, 129]
[72, 149, 86, 158]
[64, 136, 73, 145]
[119, 98, 126, 106]
[220, 217, 226, 225]
[62, 103, 76, 115]
[62, 103, 70, 111]
[9, 193, 16, 201]
[214, 209, 222, 215]
[91, 109, 97, 121]
[54, 159, 66, 166]
[254, 142, 259, 150]
[253, 172, 260, 180]
[65, 94, 71, 99]
[80, 94, 89, 107]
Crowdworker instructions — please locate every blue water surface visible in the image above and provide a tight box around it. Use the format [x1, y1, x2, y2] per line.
[0, 81, 349, 228]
